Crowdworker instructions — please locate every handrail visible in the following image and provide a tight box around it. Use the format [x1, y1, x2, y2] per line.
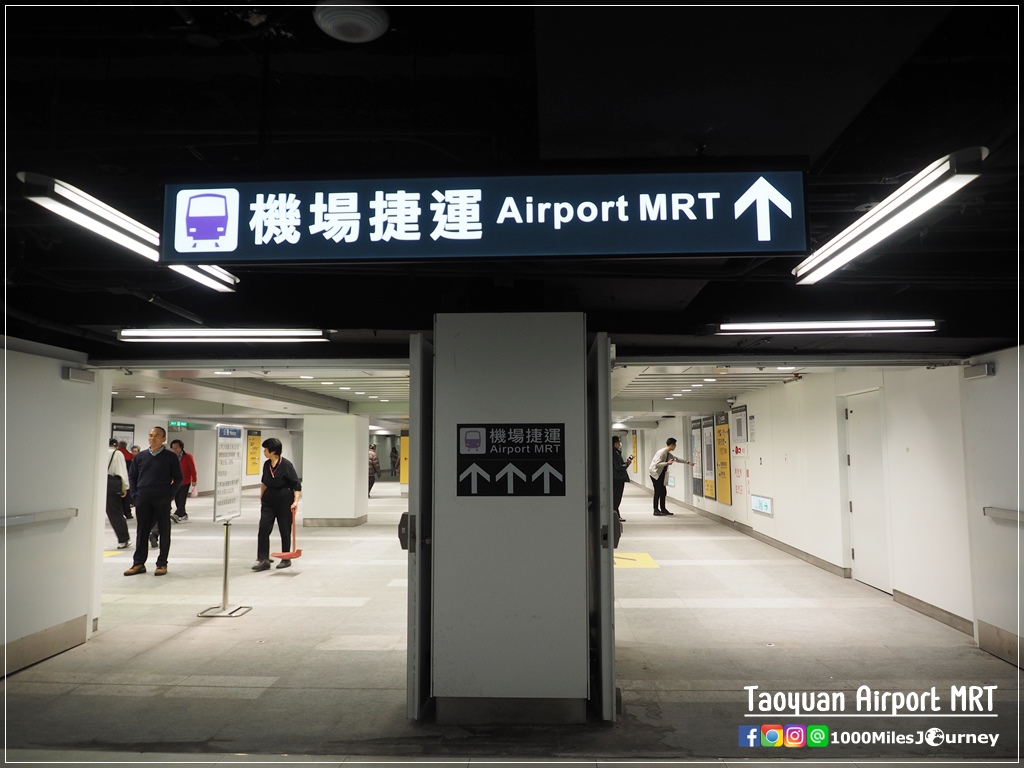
[982, 506, 1021, 524]
[1, 508, 78, 528]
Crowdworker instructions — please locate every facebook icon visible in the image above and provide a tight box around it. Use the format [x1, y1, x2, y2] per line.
[739, 725, 760, 747]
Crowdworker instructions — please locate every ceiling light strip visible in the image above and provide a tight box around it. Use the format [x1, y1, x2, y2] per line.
[717, 319, 937, 335]
[118, 328, 328, 342]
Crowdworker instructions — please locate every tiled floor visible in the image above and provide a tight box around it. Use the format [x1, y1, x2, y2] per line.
[4, 481, 1018, 765]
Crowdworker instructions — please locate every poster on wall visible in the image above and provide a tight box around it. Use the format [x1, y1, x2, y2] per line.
[702, 416, 716, 499]
[731, 405, 748, 443]
[246, 430, 262, 475]
[111, 422, 135, 451]
[690, 419, 704, 496]
[714, 411, 732, 506]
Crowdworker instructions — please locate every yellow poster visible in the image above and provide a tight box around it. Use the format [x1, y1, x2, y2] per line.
[246, 430, 262, 475]
[714, 412, 732, 506]
[400, 434, 410, 484]
[631, 431, 638, 474]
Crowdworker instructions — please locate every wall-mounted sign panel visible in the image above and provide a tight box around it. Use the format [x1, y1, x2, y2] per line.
[162, 171, 806, 263]
[456, 423, 565, 497]
[690, 419, 704, 497]
[701, 416, 716, 500]
[752, 494, 774, 516]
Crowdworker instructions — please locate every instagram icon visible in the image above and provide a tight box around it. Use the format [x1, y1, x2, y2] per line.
[784, 724, 806, 747]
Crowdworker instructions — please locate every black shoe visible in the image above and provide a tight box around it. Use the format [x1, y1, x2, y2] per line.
[252, 560, 271, 572]
[170, 514, 179, 524]
[661, 510, 674, 515]
[653, 511, 667, 516]
[125, 513, 133, 520]
[149, 533, 158, 547]
[275, 559, 292, 569]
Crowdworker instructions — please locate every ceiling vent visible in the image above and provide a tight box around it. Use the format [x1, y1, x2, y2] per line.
[313, 1, 390, 43]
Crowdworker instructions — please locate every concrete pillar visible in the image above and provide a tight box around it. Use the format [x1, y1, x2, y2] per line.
[301, 414, 369, 527]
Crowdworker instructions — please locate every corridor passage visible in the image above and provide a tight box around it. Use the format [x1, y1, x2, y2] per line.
[5, 481, 1017, 765]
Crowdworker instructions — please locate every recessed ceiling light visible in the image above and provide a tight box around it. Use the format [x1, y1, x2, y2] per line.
[322, 382, 334, 385]
[704, 378, 717, 382]
[665, 397, 674, 400]
[693, 384, 703, 387]
[681, 389, 691, 392]
[111, 391, 118, 395]
[355, 392, 365, 395]
[214, 370, 232, 375]
[777, 366, 795, 371]
[339, 386, 350, 390]
[135, 395, 145, 398]
[300, 375, 313, 379]
[380, 399, 389, 403]
[369, 395, 378, 399]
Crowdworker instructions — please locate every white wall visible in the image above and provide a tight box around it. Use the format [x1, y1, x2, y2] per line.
[3, 349, 108, 650]
[877, 366, 973, 618]
[960, 346, 1022, 639]
[302, 414, 368, 524]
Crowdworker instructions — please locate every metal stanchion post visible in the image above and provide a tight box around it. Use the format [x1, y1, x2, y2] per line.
[198, 518, 252, 618]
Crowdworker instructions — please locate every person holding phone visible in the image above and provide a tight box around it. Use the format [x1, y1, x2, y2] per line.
[612, 435, 633, 522]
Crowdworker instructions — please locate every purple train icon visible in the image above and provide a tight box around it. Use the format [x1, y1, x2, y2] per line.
[185, 193, 229, 245]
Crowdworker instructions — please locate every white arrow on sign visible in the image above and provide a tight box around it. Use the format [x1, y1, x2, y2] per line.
[496, 463, 527, 494]
[531, 463, 564, 494]
[733, 176, 792, 242]
[459, 463, 490, 494]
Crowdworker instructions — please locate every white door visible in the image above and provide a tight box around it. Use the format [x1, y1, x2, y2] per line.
[847, 390, 892, 593]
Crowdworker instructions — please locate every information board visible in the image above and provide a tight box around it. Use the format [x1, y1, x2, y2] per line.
[214, 424, 243, 522]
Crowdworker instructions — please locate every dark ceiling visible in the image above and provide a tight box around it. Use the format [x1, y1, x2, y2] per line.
[5, 5, 1020, 364]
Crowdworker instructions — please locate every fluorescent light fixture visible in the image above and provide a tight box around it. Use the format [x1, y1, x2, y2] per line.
[168, 264, 235, 293]
[717, 319, 937, 335]
[792, 147, 987, 285]
[19, 171, 240, 290]
[118, 328, 329, 343]
[198, 265, 240, 285]
[19, 171, 161, 261]
[611, 422, 626, 430]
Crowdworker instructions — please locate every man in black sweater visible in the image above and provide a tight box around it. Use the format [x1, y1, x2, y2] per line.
[125, 426, 182, 576]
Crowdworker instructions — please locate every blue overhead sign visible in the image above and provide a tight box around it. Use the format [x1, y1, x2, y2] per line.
[162, 171, 806, 263]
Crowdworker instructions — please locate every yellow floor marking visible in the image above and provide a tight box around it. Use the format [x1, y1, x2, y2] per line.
[613, 552, 659, 569]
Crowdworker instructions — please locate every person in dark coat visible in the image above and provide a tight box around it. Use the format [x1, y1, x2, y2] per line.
[124, 426, 181, 576]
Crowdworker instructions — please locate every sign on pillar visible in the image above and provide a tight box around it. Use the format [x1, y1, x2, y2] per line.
[457, 424, 566, 497]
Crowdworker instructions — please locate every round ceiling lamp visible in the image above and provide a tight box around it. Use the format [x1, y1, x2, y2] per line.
[313, 1, 390, 44]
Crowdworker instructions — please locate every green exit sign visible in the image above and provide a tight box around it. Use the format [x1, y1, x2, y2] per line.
[169, 420, 189, 427]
